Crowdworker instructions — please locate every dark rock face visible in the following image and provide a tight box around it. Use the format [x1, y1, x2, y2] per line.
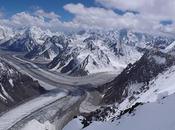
[25, 35, 69, 60]
[98, 51, 175, 104]
[69, 55, 90, 76]
[48, 36, 112, 76]
[48, 47, 78, 69]
[24, 45, 41, 59]
[61, 58, 79, 73]
[0, 58, 46, 113]
[7, 37, 37, 52]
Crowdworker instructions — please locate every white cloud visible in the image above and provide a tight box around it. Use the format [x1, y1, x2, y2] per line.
[64, 3, 140, 29]
[64, 3, 120, 29]
[96, 0, 175, 21]
[34, 9, 60, 19]
[0, 2, 174, 35]
[96, 0, 146, 11]
[63, 3, 165, 34]
[10, 12, 46, 27]
[0, 10, 80, 32]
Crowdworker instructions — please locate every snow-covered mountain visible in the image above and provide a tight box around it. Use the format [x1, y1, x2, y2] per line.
[25, 35, 69, 61]
[1, 31, 39, 52]
[0, 27, 174, 75]
[47, 29, 175, 76]
[0, 26, 15, 44]
[0, 26, 59, 52]
[0, 57, 46, 113]
[48, 35, 121, 76]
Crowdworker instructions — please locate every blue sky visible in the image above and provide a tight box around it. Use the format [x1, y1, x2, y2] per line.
[0, 0, 128, 21]
[0, 0, 97, 21]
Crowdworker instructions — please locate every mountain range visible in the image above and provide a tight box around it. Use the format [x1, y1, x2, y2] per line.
[1, 26, 175, 76]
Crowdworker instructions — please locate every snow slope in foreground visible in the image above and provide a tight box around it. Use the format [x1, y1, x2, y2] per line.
[64, 93, 175, 130]
[64, 64, 175, 130]
[0, 91, 67, 130]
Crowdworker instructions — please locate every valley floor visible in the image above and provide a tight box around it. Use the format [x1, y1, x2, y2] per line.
[0, 49, 116, 130]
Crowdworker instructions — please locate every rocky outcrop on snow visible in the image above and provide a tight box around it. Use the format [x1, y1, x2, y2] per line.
[0, 26, 58, 53]
[1, 29, 38, 52]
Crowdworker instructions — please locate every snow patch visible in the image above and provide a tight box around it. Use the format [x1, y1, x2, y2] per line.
[165, 41, 175, 52]
[9, 79, 14, 87]
[152, 55, 166, 64]
[0, 84, 14, 102]
[21, 119, 55, 130]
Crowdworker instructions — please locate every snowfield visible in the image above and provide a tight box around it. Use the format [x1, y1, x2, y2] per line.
[0, 91, 67, 130]
[136, 64, 175, 103]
